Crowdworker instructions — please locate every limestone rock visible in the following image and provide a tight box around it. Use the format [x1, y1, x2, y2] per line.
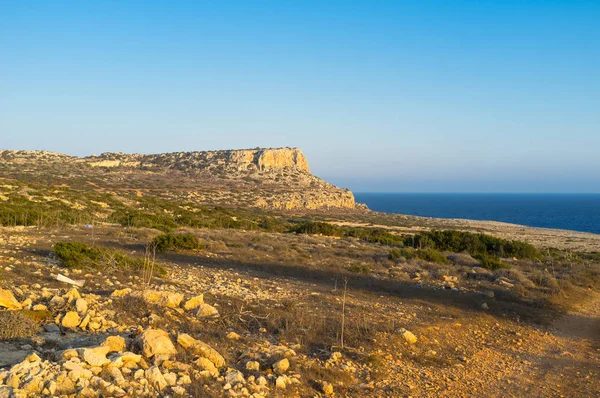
[103, 336, 127, 353]
[111, 288, 132, 297]
[194, 357, 218, 377]
[0, 289, 21, 310]
[275, 375, 287, 389]
[145, 366, 167, 391]
[195, 303, 219, 318]
[272, 358, 290, 374]
[321, 381, 334, 395]
[183, 295, 204, 311]
[136, 329, 177, 358]
[61, 311, 81, 328]
[245, 361, 260, 371]
[176, 333, 225, 368]
[398, 328, 418, 344]
[81, 346, 111, 367]
[140, 290, 184, 308]
[75, 298, 88, 314]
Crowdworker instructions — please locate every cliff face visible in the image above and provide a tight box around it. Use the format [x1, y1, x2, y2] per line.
[83, 148, 310, 173]
[0, 148, 354, 211]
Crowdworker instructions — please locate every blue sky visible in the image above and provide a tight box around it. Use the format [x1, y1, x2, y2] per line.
[1, 1, 598, 192]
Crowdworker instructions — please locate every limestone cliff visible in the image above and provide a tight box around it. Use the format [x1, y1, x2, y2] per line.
[0, 147, 355, 211]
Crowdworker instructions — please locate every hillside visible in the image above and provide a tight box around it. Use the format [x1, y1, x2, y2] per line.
[0, 147, 599, 397]
[0, 148, 355, 211]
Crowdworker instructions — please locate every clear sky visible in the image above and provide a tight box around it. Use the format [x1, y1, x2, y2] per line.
[1, 1, 599, 192]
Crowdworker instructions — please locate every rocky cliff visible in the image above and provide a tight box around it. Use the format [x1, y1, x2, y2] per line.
[0, 148, 355, 210]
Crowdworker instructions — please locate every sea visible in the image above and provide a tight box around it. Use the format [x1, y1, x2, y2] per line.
[354, 193, 600, 235]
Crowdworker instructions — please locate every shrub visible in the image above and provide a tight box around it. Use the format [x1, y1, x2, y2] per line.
[53, 241, 166, 275]
[348, 265, 371, 274]
[405, 230, 540, 260]
[54, 241, 102, 269]
[389, 248, 450, 264]
[473, 253, 506, 270]
[0, 311, 39, 339]
[291, 222, 404, 246]
[290, 222, 343, 237]
[152, 233, 204, 253]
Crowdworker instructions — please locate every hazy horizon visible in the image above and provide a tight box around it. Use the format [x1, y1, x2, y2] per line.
[2, 1, 599, 193]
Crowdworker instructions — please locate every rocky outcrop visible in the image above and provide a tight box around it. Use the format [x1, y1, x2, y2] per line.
[82, 147, 310, 173]
[0, 147, 356, 210]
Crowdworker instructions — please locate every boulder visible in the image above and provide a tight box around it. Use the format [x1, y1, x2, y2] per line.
[273, 358, 290, 374]
[183, 295, 204, 311]
[0, 289, 21, 310]
[75, 298, 88, 314]
[61, 311, 81, 329]
[81, 346, 111, 367]
[176, 333, 225, 368]
[145, 366, 168, 391]
[194, 357, 218, 377]
[102, 336, 126, 353]
[142, 290, 184, 308]
[195, 303, 219, 318]
[136, 329, 177, 358]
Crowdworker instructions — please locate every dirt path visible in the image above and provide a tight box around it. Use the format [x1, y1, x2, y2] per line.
[503, 291, 600, 397]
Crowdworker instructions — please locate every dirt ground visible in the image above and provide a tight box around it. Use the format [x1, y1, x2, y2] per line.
[1, 226, 599, 397]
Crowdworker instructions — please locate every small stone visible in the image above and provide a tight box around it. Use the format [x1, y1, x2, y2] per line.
[111, 288, 132, 297]
[44, 323, 61, 333]
[321, 381, 334, 395]
[81, 346, 111, 367]
[195, 303, 219, 318]
[275, 376, 287, 389]
[272, 358, 290, 374]
[183, 295, 204, 311]
[398, 328, 418, 344]
[145, 366, 168, 391]
[76, 298, 88, 314]
[103, 336, 127, 353]
[226, 331, 241, 340]
[61, 311, 81, 328]
[246, 361, 260, 371]
[481, 302, 489, 310]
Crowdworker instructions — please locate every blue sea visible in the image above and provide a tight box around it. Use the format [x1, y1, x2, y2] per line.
[354, 193, 600, 235]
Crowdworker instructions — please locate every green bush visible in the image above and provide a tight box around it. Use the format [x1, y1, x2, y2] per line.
[53, 241, 166, 275]
[152, 233, 204, 253]
[290, 222, 404, 246]
[404, 230, 540, 260]
[348, 265, 371, 274]
[389, 248, 449, 264]
[290, 221, 343, 237]
[473, 253, 506, 270]
[54, 242, 102, 268]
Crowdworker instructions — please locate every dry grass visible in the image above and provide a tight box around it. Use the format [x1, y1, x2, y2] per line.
[0, 311, 40, 339]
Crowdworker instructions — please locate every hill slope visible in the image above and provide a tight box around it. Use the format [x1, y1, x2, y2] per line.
[0, 148, 355, 210]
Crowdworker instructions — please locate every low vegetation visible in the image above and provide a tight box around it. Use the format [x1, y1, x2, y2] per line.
[389, 247, 451, 265]
[152, 233, 204, 253]
[0, 311, 40, 339]
[404, 230, 540, 260]
[53, 241, 166, 275]
[290, 221, 404, 245]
